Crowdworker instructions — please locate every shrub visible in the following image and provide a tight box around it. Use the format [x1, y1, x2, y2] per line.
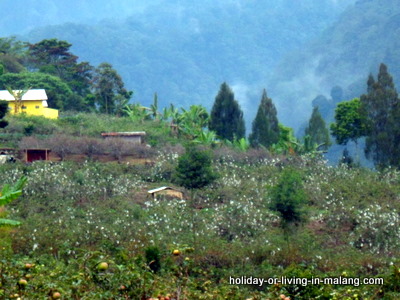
[269, 168, 308, 231]
[174, 145, 218, 190]
[104, 138, 134, 162]
[145, 246, 161, 273]
[46, 134, 76, 160]
[18, 136, 45, 149]
[76, 137, 107, 159]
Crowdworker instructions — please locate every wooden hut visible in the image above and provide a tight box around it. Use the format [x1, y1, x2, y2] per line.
[23, 149, 51, 162]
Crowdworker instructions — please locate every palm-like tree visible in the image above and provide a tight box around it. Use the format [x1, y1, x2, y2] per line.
[123, 103, 150, 123]
[149, 93, 161, 120]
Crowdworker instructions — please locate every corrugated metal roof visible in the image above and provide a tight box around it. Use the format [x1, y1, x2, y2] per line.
[0, 89, 48, 101]
[101, 132, 146, 137]
[148, 186, 181, 194]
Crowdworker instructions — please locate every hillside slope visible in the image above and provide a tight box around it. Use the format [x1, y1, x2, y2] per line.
[20, 0, 354, 128]
[269, 0, 400, 127]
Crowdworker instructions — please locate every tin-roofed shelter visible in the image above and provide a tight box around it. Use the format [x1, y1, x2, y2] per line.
[148, 186, 184, 199]
[101, 132, 146, 144]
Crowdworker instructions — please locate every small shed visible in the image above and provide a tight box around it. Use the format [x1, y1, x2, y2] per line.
[101, 132, 146, 144]
[148, 186, 184, 199]
[24, 149, 51, 162]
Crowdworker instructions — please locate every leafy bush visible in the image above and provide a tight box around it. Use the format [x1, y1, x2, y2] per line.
[269, 168, 308, 230]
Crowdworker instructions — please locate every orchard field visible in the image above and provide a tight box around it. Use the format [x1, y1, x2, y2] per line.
[1, 144, 400, 299]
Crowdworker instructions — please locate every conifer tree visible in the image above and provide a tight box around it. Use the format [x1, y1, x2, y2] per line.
[304, 106, 331, 151]
[360, 63, 400, 168]
[209, 82, 245, 142]
[249, 89, 279, 148]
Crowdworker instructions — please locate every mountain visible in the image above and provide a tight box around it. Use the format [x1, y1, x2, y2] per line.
[0, 0, 159, 36]
[7, 0, 354, 129]
[269, 0, 400, 128]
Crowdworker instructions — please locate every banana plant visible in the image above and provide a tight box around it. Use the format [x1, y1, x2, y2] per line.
[0, 176, 27, 226]
[225, 137, 250, 152]
[150, 93, 160, 120]
[291, 135, 327, 156]
[193, 130, 218, 145]
[178, 105, 209, 138]
[123, 103, 150, 123]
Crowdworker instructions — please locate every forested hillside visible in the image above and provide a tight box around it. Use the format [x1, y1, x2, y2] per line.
[4, 0, 397, 130]
[269, 0, 400, 127]
[17, 0, 354, 128]
[0, 0, 157, 35]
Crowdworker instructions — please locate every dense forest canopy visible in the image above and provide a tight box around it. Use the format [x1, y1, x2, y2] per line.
[4, 1, 398, 130]
[1, 0, 356, 130]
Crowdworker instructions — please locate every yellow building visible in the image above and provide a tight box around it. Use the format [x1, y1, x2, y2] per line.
[0, 89, 59, 119]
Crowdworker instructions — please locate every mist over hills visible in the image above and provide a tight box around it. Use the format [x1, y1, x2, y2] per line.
[5, 0, 397, 132]
[269, 0, 400, 128]
[3, 0, 354, 130]
[0, 0, 159, 35]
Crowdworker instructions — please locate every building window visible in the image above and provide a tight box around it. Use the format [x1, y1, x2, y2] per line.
[35, 106, 40, 109]
[22, 106, 27, 109]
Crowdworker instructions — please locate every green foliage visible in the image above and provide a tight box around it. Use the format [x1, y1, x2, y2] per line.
[124, 103, 151, 123]
[0, 100, 8, 128]
[360, 63, 400, 168]
[249, 89, 280, 148]
[174, 145, 217, 190]
[10, 1, 353, 118]
[178, 105, 210, 139]
[331, 98, 367, 145]
[304, 106, 331, 151]
[270, 123, 298, 155]
[193, 130, 219, 147]
[0, 71, 74, 110]
[225, 137, 250, 152]
[233, 137, 250, 152]
[149, 93, 160, 120]
[0, 36, 27, 73]
[339, 148, 355, 167]
[269, 168, 307, 229]
[282, 265, 328, 299]
[93, 62, 132, 114]
[145, 246, 161, 273]
[0, 176, 27, 226]
[0, 154, 398, 298]
[209, 82, 245, 142]
[28, 38, 95, 110]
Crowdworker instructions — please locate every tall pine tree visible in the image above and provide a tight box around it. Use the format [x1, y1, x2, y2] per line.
[360, 63, 400, 168]
[209, 82, 245, 142]
[304, 106, 331, 151]
[249, 89, 279, 148]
